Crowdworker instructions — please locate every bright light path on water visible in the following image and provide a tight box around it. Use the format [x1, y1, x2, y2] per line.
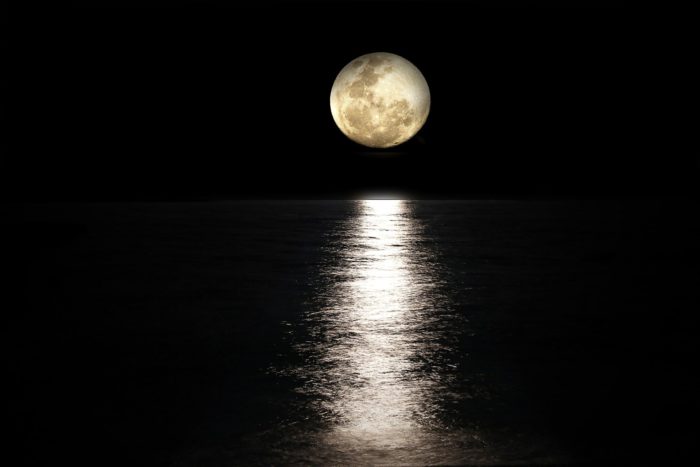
[297, 199, 465, 463]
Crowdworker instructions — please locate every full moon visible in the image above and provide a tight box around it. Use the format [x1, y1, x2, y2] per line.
[330, 52, 430, 148]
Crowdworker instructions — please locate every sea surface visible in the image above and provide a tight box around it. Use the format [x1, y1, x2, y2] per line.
[16, 200, 697, 465]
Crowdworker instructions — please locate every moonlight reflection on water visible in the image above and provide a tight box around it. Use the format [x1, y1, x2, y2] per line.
[161, 200, 572, 465]
[293, 200, 470, 464]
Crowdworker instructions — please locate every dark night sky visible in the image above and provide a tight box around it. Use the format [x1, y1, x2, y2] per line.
[10, 2, 694, 200]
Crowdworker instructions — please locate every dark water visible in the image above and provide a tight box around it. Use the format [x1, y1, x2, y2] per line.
[16, 200, 698, 465]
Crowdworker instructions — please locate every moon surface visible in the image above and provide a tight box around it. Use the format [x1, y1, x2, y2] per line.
[330, 52, 430, 148]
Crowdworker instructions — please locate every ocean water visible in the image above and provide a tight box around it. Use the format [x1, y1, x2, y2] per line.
[17, 200, 697, 465]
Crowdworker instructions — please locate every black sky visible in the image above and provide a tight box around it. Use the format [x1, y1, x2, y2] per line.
[10, 2, 694, 200]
